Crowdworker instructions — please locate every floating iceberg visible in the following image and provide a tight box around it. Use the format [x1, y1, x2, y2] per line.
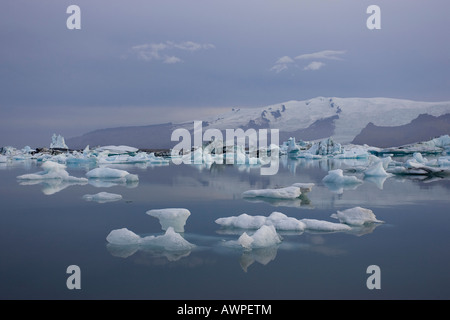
[83, 192, 123, 203]
[17, 161, 88, 182]
[322, 169, 363, 185]
[146, 208, 191, 232]
[291, 182, 314, 193]
[364, 161, 390, 177]
[95, 145, 139, 155]
[242, 186, 301, 199]
[106, 227, 195, 251]
[50, 134, 68, 149]
[301, 219, 352, 232]
[86, 167, 139, 182]
[330, 207, 383, 226]
[238, 225, 282, 250]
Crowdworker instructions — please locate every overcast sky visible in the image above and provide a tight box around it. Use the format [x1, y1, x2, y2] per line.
[1, 0, 450, 147]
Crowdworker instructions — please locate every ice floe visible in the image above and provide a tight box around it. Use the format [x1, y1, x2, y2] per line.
[237, 225, 282, 250]
[83, 192, 123, 203]
[242, 186, 301, 199]
[16, 161, 88, 182]
[106, 227, 196, 251]
[86, 167, 139, 182]
[330, 207, 383, 226]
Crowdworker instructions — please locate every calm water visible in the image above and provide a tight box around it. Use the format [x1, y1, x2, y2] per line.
[0, 156, 449, 300]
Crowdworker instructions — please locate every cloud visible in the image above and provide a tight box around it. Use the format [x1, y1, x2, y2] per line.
[295, 50, 346, 61]
[271, 55, 295, 73]
[270, 50, 346, 73]
[304, 61, 325, 70]
[130, 41, 215, 63]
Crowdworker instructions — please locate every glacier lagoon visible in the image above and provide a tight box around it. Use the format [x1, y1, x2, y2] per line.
[0, 154, 450, 299]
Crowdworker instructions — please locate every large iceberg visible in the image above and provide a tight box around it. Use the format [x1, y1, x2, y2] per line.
[50, 134, 69, 149]
[17, 161, 87, 182]
[364, 161, 391, 177]
[146, 208, 191, 232]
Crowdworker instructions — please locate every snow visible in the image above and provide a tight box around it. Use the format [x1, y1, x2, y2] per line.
[242, 186, 301, 199]
[16, 161, 88, 182]
[50, 134, 68, 149]
[106, 227, 195, 251]
[146, 208, 191, 232]
[331, 207, 383, 226]
[83, 192, 122, 203]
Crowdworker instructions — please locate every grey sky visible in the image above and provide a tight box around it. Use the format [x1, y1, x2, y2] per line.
[1, 0, 450, 147]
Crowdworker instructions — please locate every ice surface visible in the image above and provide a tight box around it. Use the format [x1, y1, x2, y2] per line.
[106, 228, 141, 245]
[83, 192, 123, 203]
[215, 213, 267, 229]
[95, 145, 139, 154]
[291, 182, 314, 192]
[16, 161, 88, 182]
[242, 186, 301, 199]
[146, 208, 191, 232]
[331, 207, 383, 226]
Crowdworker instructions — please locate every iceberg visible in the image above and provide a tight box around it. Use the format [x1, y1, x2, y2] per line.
[83, 192, 123, 203]
[242, 186, 301, 199]
[322, 169, 363, 185]
[86, 167, 139, 182]
[17, 161, 88, 182]
[215, 213, 267, 229]
[364, 161, 390, 177]
[291, 182, 314, 193]
[50, 134, 68, 149]
[330, 207, 383, 226]
[146, 208, 191, 232]
[238, 225, 282, 250]
[106, 227, 195, 251]
[95, 145, 139, 155]
[300, 219, 352, 232]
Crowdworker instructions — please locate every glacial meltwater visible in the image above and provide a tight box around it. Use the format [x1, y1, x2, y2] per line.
[1, 155, 449, 299]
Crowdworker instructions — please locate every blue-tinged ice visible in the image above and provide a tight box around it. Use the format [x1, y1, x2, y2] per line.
[83, 192, 123, 203]
[330, 207, 383, 226]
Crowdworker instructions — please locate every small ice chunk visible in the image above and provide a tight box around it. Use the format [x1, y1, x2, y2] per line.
[291, 182, 314, 193]
[106, 228, 141, 245]
[17, 161, 87, 182]
[238, 225, 281, 249]
[146, 208, 191, 232]
[215, 213, 266, 229]
[86, 167, 138, 182]
[266, 212, 305, 231]
[300, 219, 352, 231]
[364, 161, 390, 177]
[83, 192, 122, 203]
[331, 207, 383, 226]
[242, 186, 301, 199]
[140, 227, 195, 251]
[322, 169, 363, 185]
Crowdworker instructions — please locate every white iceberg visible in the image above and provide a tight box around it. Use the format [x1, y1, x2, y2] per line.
[95, 145, 139, 154]
[106, 227, 195, 251]
[17, 161, 87, 182]
[322, 169, 363, 185]
[86, 167, 138, 182]
[266, 211, 306, 231]
[331, 207, 383, 226]
[83, 192, 123, 203]
[146, 208, 191, 232]
[50, 133, 68, 149]
[290, 182, 314, 193]
[215, 213, 267, 229]
[238, 225, 282, 249]
[242, 186, 301, 199]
